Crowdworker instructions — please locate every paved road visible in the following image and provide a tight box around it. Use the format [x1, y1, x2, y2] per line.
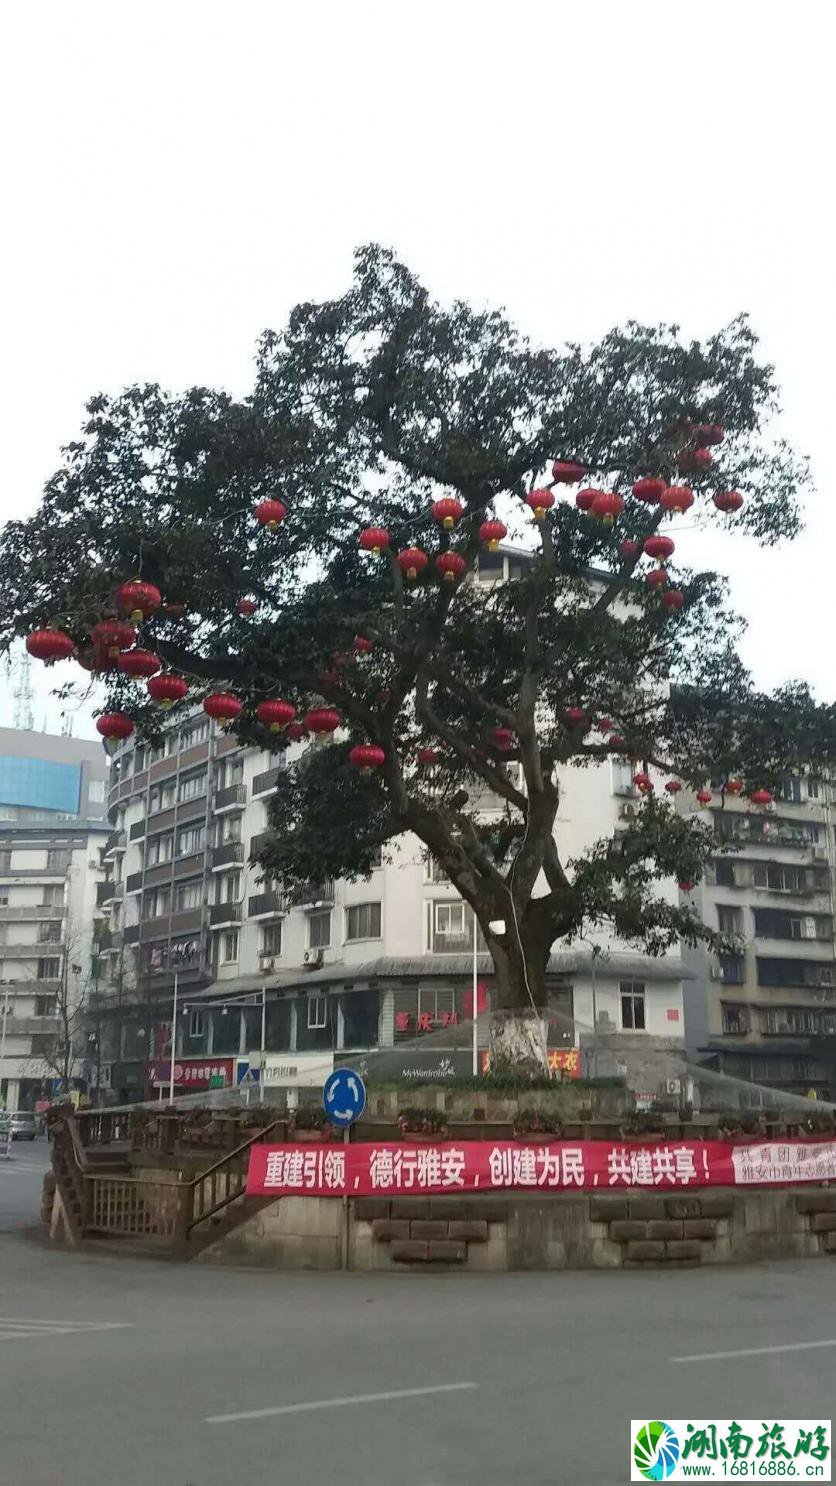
[1, 1150, 835, 1485]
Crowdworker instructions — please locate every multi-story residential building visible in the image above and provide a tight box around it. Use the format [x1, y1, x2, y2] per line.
[682, 775, 836, 1101]
[0, 728, 108, 1111]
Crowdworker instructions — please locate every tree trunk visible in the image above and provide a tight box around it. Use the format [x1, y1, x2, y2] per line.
[484, 912, 552, 1075]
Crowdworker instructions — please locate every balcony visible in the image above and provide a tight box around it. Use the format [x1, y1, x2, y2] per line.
[1, 941, 64, 957]
[248, 891, 287, 920]
[250, 832, 270, 858]
[129, 819, 147, 842]
[215, 783, 247, 813]
[287, 880, 335, 908]
[104, 831, 126, 861]
[123, 924, 140, 946]
[100, 882, 124, 909]
[0, 904, 66, 921]
[252, 768, 282, 798]
[211, 842, 244, 872]
[209, 902, 243, 929]
[125, 872, 143, 895]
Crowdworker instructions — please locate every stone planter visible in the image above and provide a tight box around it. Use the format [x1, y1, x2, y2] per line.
[398, 1129, 448, 1142]
[291, 1128, 337, 1143]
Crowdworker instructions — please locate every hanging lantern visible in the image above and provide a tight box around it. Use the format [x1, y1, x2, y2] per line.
[397, 548, 428, 581]
[254, 498, 287, 530]
[359, 527, 390, 555]
[116, 580, 162, 622]
[591, 491, 624, 525]
[608, 734, 626, 750]
[695, 423, 725, 447]
[677, 448, 713, 473]
[564, 707, 588, 729]
[96, 712, 135, 741]
[147, 673, 189, 708]
[645, 567, 668, 590]
[552, 459, 587, 484]
[490, 725, 515, 752]
[661, 589, 685, 611]
[257, 699, 296, 732]
[525, 489, 555, 521]
[660, 485, 694, 514]
[417, 747, 438, 766]
[664, 780, 683, 794]
[633, 771, 653, 793]
[435, 552, 467, 584]
[287, 720, 309, 742]
[678, 881, 695, 892]
[304, 707, 341, 737]
[619, 539, 639, 559]
[750, 788, 773, 807]
[354, 636, 373, 654]
[632, 477, 667, 504]
[203, 693, 243, 726]
[25, 628, 74, 664]
[714, 490, 744, 513]
[696, 789, 713, 805]
[91, 619, 137, 658]
[479, 519, 507, 551]
[597, 717, 615, 732]
[349, 743, 386, 773]
[643, 535, 675, 562]
[117, 649, 162, 679]
[576, 487, 601, 512]
[432, 497, 464, 530]
[236, 598, 257, 617]
[320, 668, 339, 687]
[725, 778, 744, 795]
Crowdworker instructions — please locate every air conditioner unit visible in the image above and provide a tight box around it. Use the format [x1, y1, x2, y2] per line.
[303, 949, 324, 969]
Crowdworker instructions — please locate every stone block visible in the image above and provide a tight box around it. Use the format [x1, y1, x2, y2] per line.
[810, 1212, 836, 1233]
[697, 1191, 734, 1218]
[466, 1236, 508, 1271]
[795, 1191, 836, 1214]
[410, 1220, 448, 1240]
[467, 1198, 508, 1222]
[665, 1196, 703, 1219]
[371, 1219, 410, 1242]
[665, 1239, 702, 1262]
[589, 1196, 629, 1222]
[628, 1195, 666, 1220]
[609, 1220, 648, 1242]
[391, 1198, 429, 1219]
[355, 1198, 390, 1222]
[647, 1220, 684, 1240]
[427, 1240, 467, 1263]
[390, 1239, 430, 1263]
[821, 1231, 836, 1253]
[427, 1197, 470, 1219]
[683, 1219, 718, 1240]
[449, 1220, 488, 1243]
[625, 1240, 665, 1262]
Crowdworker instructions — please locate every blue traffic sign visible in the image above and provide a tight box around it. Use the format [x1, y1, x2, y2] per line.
[323, 1067, 366, 1128]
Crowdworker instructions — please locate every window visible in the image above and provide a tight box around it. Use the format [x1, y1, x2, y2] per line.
[0, 891, 8, 906]
[217, 758, 244, 788]
[145, 886, 171, 919]
[309, 911, 331, 949]
[260, 922, 282, 957]
[177, 824, 205, 857]
[134, 744, 146, 773]
[88, 779, 105, 804]
[722, 1004, 748, 1035]
[41, 884, 64, 906]
[218, 814, 242, 844]
[46, 850, 70, 871]
[756, 957, 835, 989]
[714, 858, 735, 888]
[620, 982, 646, 1031]
[778, 776, 802, 804]
[424, 854, 449, 884]
[38, 924, 62, 944]
[0, 851, 11, 871]
[149, 781, 176, 813]
[173, 880, 202, 912]
[178, 769, 207, 802]
[429, 900, 486, 953]
[307, 994, 327, 1029]
[720, 953, 745, 985]
[807, 777, 821, 800]
[180, 719, 210, 750]
[146, 832, 174, 866]
[753, 909, 833, 941]
[222, 930, 239, 963]
[611, 758, 635, 796]
[188, 1009, 205, 1039]
[368, 845, 383, 869]
[345, 902, 381, 941]
[717, 904, 743, 937]
[37, 957, 60, 980]
[220, 871, 241, 904]
[34, 995, 57, 1017]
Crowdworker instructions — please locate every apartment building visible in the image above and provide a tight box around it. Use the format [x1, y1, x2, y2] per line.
[0, 728, 108, 1111]
[682, 776, 836, 1100]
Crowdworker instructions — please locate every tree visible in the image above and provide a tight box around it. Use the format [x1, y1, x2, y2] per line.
[25, 918, 90, 1095]
[2, 246, 834, 1068]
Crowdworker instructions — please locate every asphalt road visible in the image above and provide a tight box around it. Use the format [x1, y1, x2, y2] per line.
[1, 1146, 835, 1485]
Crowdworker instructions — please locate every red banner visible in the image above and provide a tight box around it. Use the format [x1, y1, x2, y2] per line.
[246, 1138, 836, 1199]
[146, 1057, 235, 1090]
[479, 1047, 580, 1078]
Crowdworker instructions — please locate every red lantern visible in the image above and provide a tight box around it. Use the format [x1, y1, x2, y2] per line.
[417, 747, 438, 766]
[619, 539, 639, 559]
[564, 708, 588, 729]
[645, 567, 668, 590]
[236, 598, 257, 617]
[432, 497, 464, 530]
[25, 628, 74, 664]
[591, 491, 624, 525]
[525, 489, 555, 521]
[696, 789, 713, 805]
[608, 734, 626, 749]
[633, 772, 653, 793]
[96, 712, 134, 741]
[397, 548, 428, 581]
[552, 459, 587, 484]
[257, 699, 296, 732]
[597, 717, 615, 732]
[714, 490, 744, 513]
[304, 707, 341, 737]
[661, 485, 695, 514]
[91, 619, 136, 657]
[287, 720, 308, 742]
[661, 589, 685, 611]
[677, 447, 713, 473]
[203, 693, 242, 725]
[116, 580, 162, 622]
[664, 780, 682, 794]
[576, 487, 601, 512]
[118, 649, 162, 679]
[359, 527, 390, 555]
[725, 778, 744, 795]
[678, 881, 695, 892]
[349, 743, 386, 773]
[695, 423, 725, 447]
[354, 636, 373, 654]
[435, 552, 467, 584]
[147, 673, 189, 708]
[479, 519, 507, 551]
[643, 535, 675, 562]
[632, 477, 667, 504]
[750, 788, 773, 807]
[490, 725, 515, 751]
[254, 498, 287, 530]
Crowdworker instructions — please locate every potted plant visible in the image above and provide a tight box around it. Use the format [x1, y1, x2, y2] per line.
[290, 1106, 335, 1142]
[513, 1109, 562, 1140]
[620, 1111, 666, 1140]
[397, 1107, 448, 1140]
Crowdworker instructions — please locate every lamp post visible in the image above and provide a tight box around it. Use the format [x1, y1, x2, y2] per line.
[0, 981, 10, 1110]
[260, 980, 267, 1104]
[167, 972, 179, 1106]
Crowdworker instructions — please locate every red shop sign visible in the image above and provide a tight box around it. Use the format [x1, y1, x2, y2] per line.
[146, 1058, 234, 1090]
[247, 1138, 836, 1199]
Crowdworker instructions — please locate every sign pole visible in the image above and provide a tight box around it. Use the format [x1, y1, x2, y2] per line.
[342, 1126, 350, 1272]
[0, 981, 10, 1111]
[168, 972, 178, 1107]
[260, 983, 267, 1105]
[472, 913, 478, 1077]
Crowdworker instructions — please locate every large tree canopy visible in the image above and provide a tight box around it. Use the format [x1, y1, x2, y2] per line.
[3, 245, 833, 1065]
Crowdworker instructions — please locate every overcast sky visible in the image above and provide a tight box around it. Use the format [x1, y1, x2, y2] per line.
[2, 1, 833, 740]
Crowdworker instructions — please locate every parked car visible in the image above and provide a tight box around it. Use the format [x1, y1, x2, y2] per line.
[2, 1111, 38, 1141]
